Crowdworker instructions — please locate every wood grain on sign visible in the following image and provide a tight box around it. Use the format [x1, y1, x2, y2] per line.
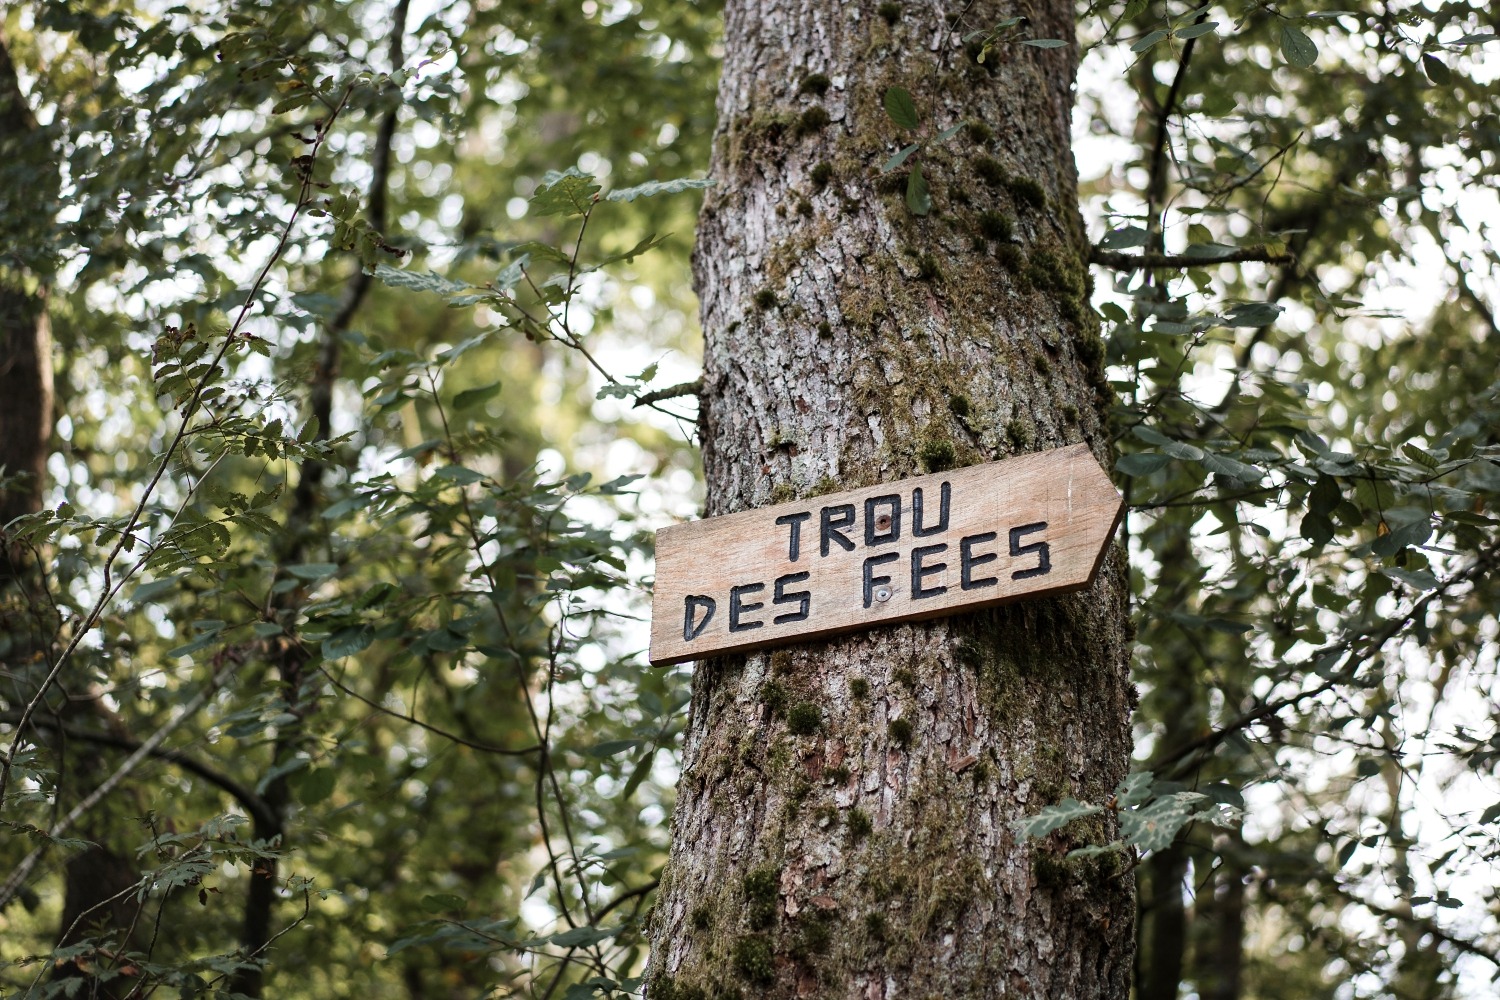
[649, 443, 1123, 665]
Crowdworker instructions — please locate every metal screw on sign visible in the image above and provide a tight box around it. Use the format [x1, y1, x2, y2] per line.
[873, 586, 892, 603]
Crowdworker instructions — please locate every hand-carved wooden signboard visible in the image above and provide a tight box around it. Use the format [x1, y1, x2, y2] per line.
[649, 443, 1123, 665]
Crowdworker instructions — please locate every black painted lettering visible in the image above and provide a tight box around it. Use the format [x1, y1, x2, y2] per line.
[772, 571, 812, 624]
[864, 494, 902, 547]
[1009, 522, 1051, 580]
[820, 504, 856, 556]
[912, 482, 951, 537]
[910, 543, 949, 599]
[862, 552, 899, 608]
[683, 595, 716, 641]
[775, 511, 812, 562]
[960, 532, 999, 590]
[729, 583, 766, 632]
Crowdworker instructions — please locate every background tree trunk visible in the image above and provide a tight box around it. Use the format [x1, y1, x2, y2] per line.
[0, 31, 52, 575]
[647, 2, 1134, 998]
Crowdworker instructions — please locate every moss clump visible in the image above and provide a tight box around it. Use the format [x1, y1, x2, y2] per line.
[1007, 175, 1047, 209]
[744, 868, 780, 930]
[691, 904, 712, 931]
[916, 253, 942, 281]
[1062, 402, 1080, 423]
[787, 702, 821, 735]
[893, 667, 916, 688]
[878, 1, 901, 23]
[760, 680, 789, 717]
[770, 650, 792, 675]
[1006, 418, 1035, 450]
[848, 809, 873, 838]
[799, 72, 831, 96]
[888, 718, 914, 747]
[953, 635, 985, 668]
[732, 934, 776, 985]
[792, 916, 835, 959]
[796, 105, 831, 136]
[795, 197, 813, 217]
[978, 210, 1013, 242]
[974, 155, 1007, 188]
[919, 437, 957, 473]
[849, 676, 870, 699]
[966, 120, 994, 144]
[864, 911, 887, 940]
[1032, 353, 1051, 375]
[971, 758, 992, 785]
[826, 764, 851, 785]
[947, 393, 971, 418]
[996, 243, 1025, 270]
[753, 288, 778, 310]
[769, 482, 795, 504]
[788, 778, 813, 813]
[810, 161, 833, 189]
[816, 320, 832, 338]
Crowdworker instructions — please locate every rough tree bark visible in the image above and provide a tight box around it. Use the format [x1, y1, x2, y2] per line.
[647, 2, 1134, 998]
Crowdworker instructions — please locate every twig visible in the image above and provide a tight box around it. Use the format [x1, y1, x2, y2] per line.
[1, 714, 279, 834]
[318, 664, 541, 757]
[1090, 247, 1296, 270]
[632, 379, 702, 408]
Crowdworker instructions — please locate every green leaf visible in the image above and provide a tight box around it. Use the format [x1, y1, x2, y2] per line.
[1336, 839, 1359, 869]
[1421, 53, 1452, 85]
[1224, 302, 1282, 327]
[1280, 23, 1318, 68]
[605, 177, 713, 202]
[621, 749, 655, 800]
[420, 893, 467, 913]
[323, 625, 374, 659]
[1120, 792, 1211, 852]
[1176, 21, 1218, 40]
[452, 382, 502, 410]
[1021, 38, 1067, 48]
[1381, 566, 1438, 591]
[1131, 29, 1169, 53]
[291, 767, 336, 806]
[882, 143, 920, 174]
[1099, 227, 1148, 250]
[934, 123, 965, 142]
[1183, 242, 1238, 260]
[509, 241, 572, 265]
[547, 925, 618, 947]
[287, 562, 338, 580]
[432, 464, 487, 485]
[130, 576, 181, 605]
[530, 168, 601, 217]
[1013, 798, 1104, 839]
[584, 738, 642, 758]
[1117, 452, 1171, 476]
[373, 265, 471, 296]
[905, 164, 931, 216]
[883, 86, 919, 130]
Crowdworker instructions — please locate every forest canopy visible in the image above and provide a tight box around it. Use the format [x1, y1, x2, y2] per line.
[0, 1, 1498, 998]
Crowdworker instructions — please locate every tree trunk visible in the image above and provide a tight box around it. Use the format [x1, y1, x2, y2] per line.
[0, 31, 53, 576]
[647, 3, 1134, 998]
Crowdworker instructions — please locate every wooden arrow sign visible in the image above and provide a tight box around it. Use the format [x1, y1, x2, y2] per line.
[649, 443, 1122, 665]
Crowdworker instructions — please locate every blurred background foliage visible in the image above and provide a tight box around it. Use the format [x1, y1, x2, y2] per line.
[0, 0, 1496, 998]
